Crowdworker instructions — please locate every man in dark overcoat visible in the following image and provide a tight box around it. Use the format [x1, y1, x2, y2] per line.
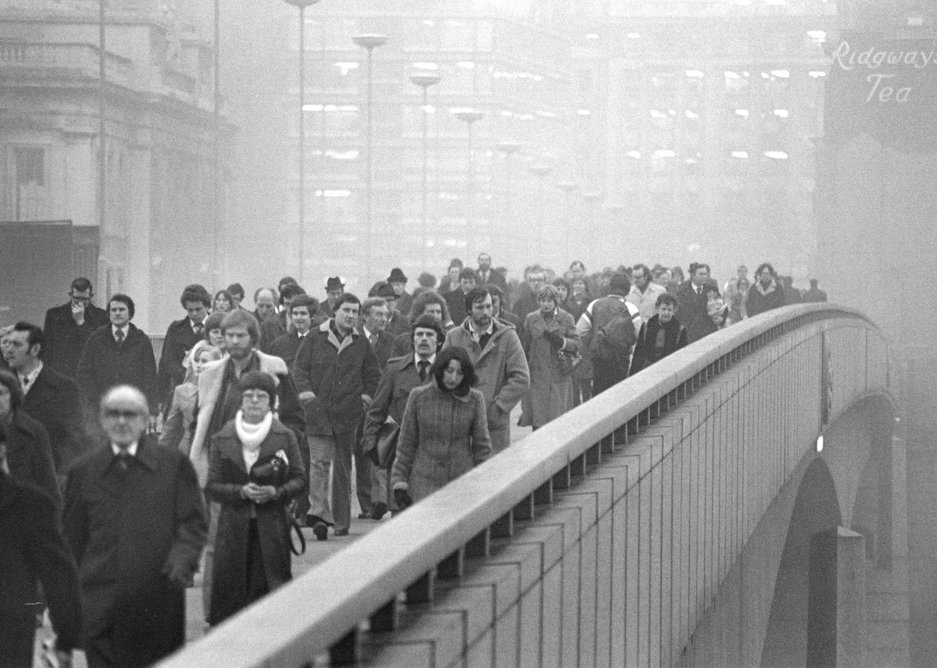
[4, 321, 88, 475]
[76, 294, 159, 432]
[0, 438, 82, 668]
[63, 385, 207, 667]
[42, 277, 109, 379]
[157, 284, 211, 412]
[675, 262, 714, 343]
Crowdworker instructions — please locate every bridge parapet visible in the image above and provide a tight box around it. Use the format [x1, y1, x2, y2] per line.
[161, 304, 897, 667]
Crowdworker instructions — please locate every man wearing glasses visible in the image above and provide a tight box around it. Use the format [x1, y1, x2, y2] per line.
[63, 385, 207, 667]
[42, 277, 109, 379]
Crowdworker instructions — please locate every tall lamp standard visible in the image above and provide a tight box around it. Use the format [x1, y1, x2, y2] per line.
[581, 190, 603, 265]
[453, 108, 485, 227]
[409, 71, 442, 268]
[284, 0, 320, 284]
[528, 162, 552, 261]
[352, 33, 387, 285]
[495, 140, 522, 225]
[496, 140, 522, 260]
[556, 180, 579, 264]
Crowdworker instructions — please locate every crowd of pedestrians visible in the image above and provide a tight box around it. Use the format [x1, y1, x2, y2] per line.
[0, 254, 826, 666]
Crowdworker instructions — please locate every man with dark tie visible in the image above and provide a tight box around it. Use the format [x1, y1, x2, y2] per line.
[63, 385, 206, 667]
[269, 294, 319, 368]
[157, 284, 212, 411]
[3, 321, 87, 476]
[675, 262, 714, 343]
[362, 315, 443, 519]
[42, 277, 109, 379]
[475, 252, 507, 291]
[76, 294, 159, 434]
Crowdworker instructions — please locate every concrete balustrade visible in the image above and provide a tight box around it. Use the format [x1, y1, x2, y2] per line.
[160, 305, 899, 667]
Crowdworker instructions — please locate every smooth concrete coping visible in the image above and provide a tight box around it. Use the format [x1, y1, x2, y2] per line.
[159, 304, 882, 667]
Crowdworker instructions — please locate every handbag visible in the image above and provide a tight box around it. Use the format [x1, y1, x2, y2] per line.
[372, 420, 400, 470]
[249, 456, 286, 487]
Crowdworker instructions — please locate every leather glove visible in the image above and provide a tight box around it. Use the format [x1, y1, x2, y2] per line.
[394, 488, 412, 510]
[543, 330, 564, 351]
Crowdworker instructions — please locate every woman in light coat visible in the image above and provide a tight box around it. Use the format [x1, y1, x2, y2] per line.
[391, 347, 491, 508]
[158, 341, 222, 455]
[519, 285, 581, 430]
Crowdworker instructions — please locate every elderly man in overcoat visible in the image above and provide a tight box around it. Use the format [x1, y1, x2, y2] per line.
[63, 385, 207, 667]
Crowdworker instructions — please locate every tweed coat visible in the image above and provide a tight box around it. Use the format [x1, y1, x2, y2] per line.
[75, 323, 159, 415]
[206, 418, 306, 625]
[390, 384, 491, 502]
[520, 308, 580, 429]
[42, 301, 109, 379]
[21, 364, 88, 474]
[63, 440, 207, 666]
[0, 473, 82, 667]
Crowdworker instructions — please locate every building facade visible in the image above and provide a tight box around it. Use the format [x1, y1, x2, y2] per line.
[0, 0, 230, 331]
[572, 0, 835, 281]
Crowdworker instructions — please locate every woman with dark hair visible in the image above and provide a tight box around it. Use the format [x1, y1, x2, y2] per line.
[0, 369, 59, 506]
[202, 311, 227, 350]
[391, 347, 491, 508]
[213, 289, 234, 314]
[205, 371, 306, 625]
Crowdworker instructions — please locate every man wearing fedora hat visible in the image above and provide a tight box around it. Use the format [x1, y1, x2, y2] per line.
[321, 277, 345, 319]
[375, 283, 410, 338]
[386, 268, 412, 317]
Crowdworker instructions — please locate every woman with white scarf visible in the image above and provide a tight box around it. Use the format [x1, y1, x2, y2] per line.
[205, 371, 306, 625]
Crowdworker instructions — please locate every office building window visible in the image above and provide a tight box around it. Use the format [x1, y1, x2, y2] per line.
[9, 146, 48, 221]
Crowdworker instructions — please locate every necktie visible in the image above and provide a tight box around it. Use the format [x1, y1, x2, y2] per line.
[116, 452, 131, 471]
[418, 361, 429, 382]
[194, 322, 204, 336]
[370, 332, 378, 347]
[115, 329, 125, 345]
[19, 375, 31, 395]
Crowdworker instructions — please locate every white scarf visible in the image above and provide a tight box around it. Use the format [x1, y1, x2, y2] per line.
[235, 410, 272, 471]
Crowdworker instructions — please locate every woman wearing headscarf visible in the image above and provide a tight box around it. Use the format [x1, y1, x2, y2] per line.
[159, 341, 222, 455]
[391, 347, 490, 508]
[519, 285, 581, 430]
[206, 371, 306, 625]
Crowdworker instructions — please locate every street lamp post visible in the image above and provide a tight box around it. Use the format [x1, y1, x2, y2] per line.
[496, 140, 522, 226]
[556, 180, 579, 265]
[581, 190, 603, 266]
[496, 140, 521, 261]
[528, 162, 552, 261]
[284, 0, 320, 284]
[453, 109, 485, 227]
[353, 33, 387, 286]
[410, 71, 441, 269]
